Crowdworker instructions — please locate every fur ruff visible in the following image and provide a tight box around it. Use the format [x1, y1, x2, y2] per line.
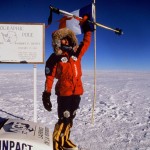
[52, 28, 78, 55]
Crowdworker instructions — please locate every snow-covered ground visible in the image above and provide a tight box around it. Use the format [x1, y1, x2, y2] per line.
[0, 70, 150, 150]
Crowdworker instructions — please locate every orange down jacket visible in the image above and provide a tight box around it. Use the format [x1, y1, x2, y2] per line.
[45, 31, 91, 96]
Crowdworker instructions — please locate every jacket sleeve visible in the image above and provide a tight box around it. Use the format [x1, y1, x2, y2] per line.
[44, 53, 57, 93]
[77, 31, 92, 59]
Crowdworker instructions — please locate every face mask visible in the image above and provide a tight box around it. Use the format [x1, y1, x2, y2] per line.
[60, 45, 73, 52]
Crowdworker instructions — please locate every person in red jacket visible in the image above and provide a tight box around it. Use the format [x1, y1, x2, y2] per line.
[42, 15, 93, 150]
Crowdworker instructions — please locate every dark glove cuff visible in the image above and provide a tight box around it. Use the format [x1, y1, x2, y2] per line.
[42, 91, 51, 102]
[43, 91, 51, 96]
[81, 21, 94, 33]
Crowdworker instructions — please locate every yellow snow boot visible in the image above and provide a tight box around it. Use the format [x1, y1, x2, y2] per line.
[63, 124, 78, 150]
[53, 123, 64, 150]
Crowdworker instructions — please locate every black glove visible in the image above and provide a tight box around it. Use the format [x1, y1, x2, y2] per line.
[42, 91, 52, 111]
[80, 15, 94, 33]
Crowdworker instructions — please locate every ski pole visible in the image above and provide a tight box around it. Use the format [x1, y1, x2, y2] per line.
[49, 5, 123, 35]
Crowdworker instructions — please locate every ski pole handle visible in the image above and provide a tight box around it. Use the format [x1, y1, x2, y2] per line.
[88, 20, 123, 35]
[50, 5, 75, 17]
[115, 28, 123, 35]
[49, 5, 60, 14]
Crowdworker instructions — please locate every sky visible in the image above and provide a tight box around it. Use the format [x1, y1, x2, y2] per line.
[0, 0, 150, 71]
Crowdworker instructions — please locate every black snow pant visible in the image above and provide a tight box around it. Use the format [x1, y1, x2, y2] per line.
[53, 95, 81, 150]
[57, 95, 81, 125]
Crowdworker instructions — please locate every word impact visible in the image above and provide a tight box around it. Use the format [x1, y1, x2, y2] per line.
[0, 140, 33, 150]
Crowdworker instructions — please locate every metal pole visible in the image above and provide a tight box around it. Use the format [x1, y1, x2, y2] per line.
[33, 64, 37, 122]
[92, 0, 96, 124]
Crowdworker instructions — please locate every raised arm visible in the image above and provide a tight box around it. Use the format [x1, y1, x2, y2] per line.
[76, 15, 93, 59]
[77, 31, 92, 59]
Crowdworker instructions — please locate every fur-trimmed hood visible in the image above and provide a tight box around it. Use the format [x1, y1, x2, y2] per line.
[52, 28, 78, 55]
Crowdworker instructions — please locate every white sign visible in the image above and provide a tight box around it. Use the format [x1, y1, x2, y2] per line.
[0, 23, 45, 64]
[0, 119, 53, 150]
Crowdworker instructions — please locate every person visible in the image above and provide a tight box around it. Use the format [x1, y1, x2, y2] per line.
[42, 15, 93, 150]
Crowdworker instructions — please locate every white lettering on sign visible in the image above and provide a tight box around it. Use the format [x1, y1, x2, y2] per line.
[0, 140, 33, 150]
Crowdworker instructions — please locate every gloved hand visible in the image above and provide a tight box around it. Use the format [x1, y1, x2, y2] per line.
[42, 91, 52, 111]
[80, 15, 94, 33]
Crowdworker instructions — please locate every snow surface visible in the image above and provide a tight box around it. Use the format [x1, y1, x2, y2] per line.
[0, 70, 150, 150]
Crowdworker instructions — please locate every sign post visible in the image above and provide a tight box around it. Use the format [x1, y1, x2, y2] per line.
[33, 64, 37, 122]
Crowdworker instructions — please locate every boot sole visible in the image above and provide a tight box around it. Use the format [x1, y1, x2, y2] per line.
[63, 148, 78, 150]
